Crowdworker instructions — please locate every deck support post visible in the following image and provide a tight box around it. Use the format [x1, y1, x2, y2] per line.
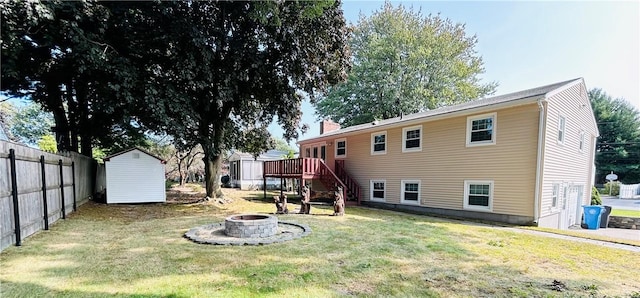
[263, 161, 267, 200]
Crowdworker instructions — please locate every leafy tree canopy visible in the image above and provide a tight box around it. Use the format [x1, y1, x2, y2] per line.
[589, 88, 640, 183]
[37, 134, 58, 153]
[315, 2, 497, 126]
[1, 1, 148, 156]
[119, 1, 350, 197]
[0, 102, 54, 145]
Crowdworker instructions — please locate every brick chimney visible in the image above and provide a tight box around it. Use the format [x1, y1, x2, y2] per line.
[320, 119, 341, 135]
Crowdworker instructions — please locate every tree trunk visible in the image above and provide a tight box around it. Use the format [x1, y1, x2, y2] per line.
[45, 82, 70, 151]
[203, 152, 222, 198]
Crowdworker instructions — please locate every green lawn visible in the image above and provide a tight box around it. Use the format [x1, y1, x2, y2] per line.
[1, 188, 639, 297]
[611, 208, 640, 218]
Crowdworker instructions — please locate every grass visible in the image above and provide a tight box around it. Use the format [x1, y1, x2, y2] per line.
[1, 188, 640, 297]
[611, 209, 640, 218]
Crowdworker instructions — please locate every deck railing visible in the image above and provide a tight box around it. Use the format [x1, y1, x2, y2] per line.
[264, 158, 324, 177]
[335, 160, 361, 202]
[264, 158, 357, 203]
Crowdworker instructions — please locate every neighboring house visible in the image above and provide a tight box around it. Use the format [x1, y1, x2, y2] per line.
[291, 78, 599, 229]
[104, 148, 166, 204]
[228, 149, 293, 190]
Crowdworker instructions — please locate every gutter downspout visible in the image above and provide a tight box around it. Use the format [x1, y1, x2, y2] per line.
[533, 98, 546, 224]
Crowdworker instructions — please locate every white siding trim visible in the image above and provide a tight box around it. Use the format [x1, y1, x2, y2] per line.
[400, 179, 421, 205]
[371, 131, 387, 155]
[370, 179, 386, 202]
[466, 112, 497, 147]
[463, 180, 494, 212]
[402, 125, 422, 153]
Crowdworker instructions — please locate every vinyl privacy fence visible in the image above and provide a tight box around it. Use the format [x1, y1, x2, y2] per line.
[0, 141, 100, 251]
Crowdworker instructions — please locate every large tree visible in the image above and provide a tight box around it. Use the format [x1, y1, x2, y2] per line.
[121, 1, 350, 197]
[315, 3, 496, 126]
[589, 88, 640, 183]
[1, 1, 147, 156]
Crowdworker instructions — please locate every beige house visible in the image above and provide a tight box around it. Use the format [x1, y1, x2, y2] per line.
[293, 78, 599, 229]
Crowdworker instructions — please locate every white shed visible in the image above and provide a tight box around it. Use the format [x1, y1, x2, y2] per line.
[228, 149, 292, 190]
[104, 148, 166, 204]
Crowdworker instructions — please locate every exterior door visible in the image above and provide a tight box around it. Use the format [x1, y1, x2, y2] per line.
[566, 186, 581, 227]
[309, 144, 326, 161]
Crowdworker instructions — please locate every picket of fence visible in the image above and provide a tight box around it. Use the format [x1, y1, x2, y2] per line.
[0, 140, 99, 251]
[619, 183, 640, 199]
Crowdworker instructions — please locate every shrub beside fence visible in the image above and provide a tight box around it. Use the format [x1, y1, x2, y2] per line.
[0, 141, 99, 251]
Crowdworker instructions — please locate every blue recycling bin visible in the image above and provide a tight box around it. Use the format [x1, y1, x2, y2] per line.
[582, 205, 605, 230]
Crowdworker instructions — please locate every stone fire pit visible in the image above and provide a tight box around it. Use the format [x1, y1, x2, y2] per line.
[224, 214, 278, 238]
[184, 214, 311, 245]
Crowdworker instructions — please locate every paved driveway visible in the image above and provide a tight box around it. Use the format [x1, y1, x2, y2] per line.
[602, 196, 640, 211]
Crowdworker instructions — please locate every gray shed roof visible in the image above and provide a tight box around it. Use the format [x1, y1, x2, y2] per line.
[229, 149, 293, 161]
[103, 147, 166, 163]
[300, 78, 582, 141]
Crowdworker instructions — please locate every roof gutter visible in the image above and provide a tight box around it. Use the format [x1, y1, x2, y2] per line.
[533, 97, 547, 224]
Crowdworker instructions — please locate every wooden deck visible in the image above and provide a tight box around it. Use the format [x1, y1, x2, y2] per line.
[263, 158, 361, 205]
[263, 158, 325, 180]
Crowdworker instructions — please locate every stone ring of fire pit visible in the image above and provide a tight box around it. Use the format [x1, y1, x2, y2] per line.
[184, 214, 311, 245]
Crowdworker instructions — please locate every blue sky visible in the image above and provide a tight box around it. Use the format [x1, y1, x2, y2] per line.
[272, 0, 640, 144]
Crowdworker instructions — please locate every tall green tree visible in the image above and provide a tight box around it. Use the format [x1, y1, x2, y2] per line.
[124, 1, 350, 197]
[1, 102, 55, 145]
[589, 88, 640, 183]
[1, 1, 147, 156]
[315, 3, 496, 126]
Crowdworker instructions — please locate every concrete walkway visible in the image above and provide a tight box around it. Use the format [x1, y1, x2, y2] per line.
[500, 227, 640, 253]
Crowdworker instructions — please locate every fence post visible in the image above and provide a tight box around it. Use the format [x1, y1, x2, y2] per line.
[40, 156, 49, 230]
[9, 149, 21, 246]
[59, 159, 65, 219]
[72, 161, 77, 211]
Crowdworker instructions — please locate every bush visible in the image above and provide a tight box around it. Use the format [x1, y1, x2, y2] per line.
[602, 182, 620, 196]
[590, 186, 602, 205]
[166, 179, 177, 190]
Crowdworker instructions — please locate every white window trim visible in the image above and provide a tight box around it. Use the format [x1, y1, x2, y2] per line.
[466, 112, 497, 147]
[371, 131, 387, 155]
[402, 125, 422, 153]
[400, 179, 421, 205]
[335, 138, 346, 158]
[557, 115, 566, 145]
[579, 130, 585, 153]
[369, 179, 386, 202]
[551, 183, 560, 210]
[463, 180, 494, 212]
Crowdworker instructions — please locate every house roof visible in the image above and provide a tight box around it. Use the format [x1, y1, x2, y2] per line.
[229, 149, 293, 161]
[299, 78, 583, 142]
[103, 147, 165, 163]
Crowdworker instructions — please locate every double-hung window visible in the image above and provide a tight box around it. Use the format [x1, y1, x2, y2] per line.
[579, 131, 585, 152]
[558, 115, 566, 144]
[370, 180, 386, 201]
[335, 138, 346, 158]
[401, 180, 420, 204]
[371, 131, 387, 155]
[466, 113, 496, 146]
[402, 125, 422, 152]
[551, 183, 559, 209]
[464, 180, 493, 211]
